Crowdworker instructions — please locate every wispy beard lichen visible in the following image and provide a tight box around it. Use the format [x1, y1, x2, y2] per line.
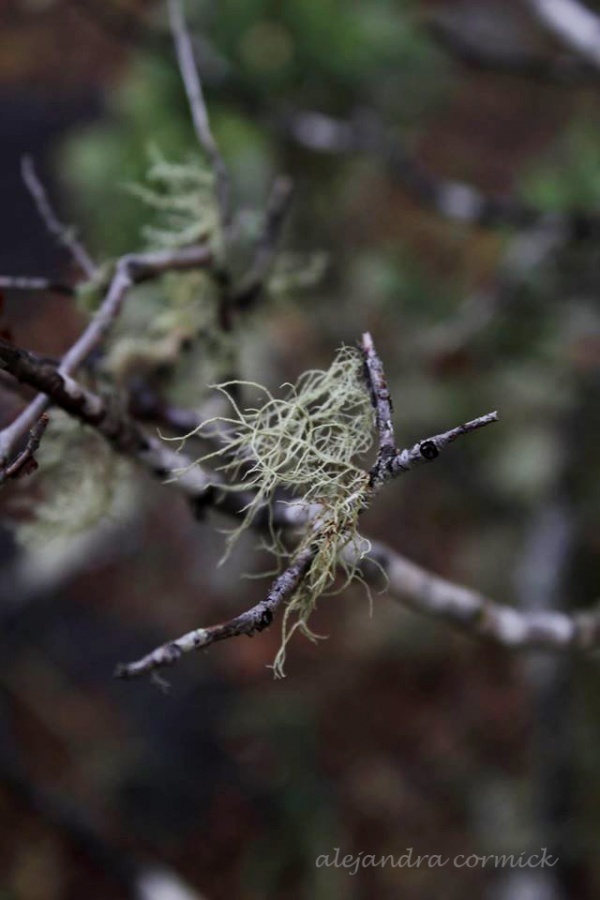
[178, 345, 376, 674]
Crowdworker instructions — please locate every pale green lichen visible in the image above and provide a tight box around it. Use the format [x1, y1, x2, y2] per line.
[125, 149, 221, 254]
[17, 412, 136, 555]
[84, 149, 234, 400]
[267, 251, 329, 298]
[177, 345, 376, 674]
[101, 269, 234, 398]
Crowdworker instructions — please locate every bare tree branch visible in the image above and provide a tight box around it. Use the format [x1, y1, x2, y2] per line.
[284, 108, 600, 237]
[527, 0, 600, 70]
[428, 9, 599, 83]
[21, 156, 97, 278]
[349, 537, 600, 652]
[0, 276, 74, 296]
[232, 176, 294, 310]
[167, 0, 231, 226]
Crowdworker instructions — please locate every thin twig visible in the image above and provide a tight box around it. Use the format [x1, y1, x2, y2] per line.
[167, 0, 231, 226]
[233, 176, 294, 310]
[21, 156, 97, 278]
[389, 412, 498, 476]
[360, 331, 498, 487]
[0, 414, 49, 485]
[115, 543, 316, 678]
[0, 276, 74, 296]
[361, 331, 396, 480]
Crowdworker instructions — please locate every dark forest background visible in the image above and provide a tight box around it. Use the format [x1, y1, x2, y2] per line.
[0, 1, 600, 898]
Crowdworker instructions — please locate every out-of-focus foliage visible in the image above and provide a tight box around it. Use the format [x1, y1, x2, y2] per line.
[62, 52, 199, 254]
[521, 115, 600, 210]
[61, 0, 446, 255]
[204, 0, 440, 107]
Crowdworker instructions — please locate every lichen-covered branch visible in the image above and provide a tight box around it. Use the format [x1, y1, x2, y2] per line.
[10, 0, 597, 692]
[115, 543, 317, 679]
[0, 337, 217, 504]
[115, 336, 498, 679]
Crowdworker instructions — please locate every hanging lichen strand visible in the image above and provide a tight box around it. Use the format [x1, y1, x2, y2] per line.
[181, 345, 376, 674]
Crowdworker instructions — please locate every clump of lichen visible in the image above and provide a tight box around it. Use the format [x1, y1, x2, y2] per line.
[267, 251, 329, 299]
[180, 345, 375, 674]
[126, 149, 220, 253]
[100, 269, 235, 401]
[18, 412, 136, 554]
[87, 147, 233, 396]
